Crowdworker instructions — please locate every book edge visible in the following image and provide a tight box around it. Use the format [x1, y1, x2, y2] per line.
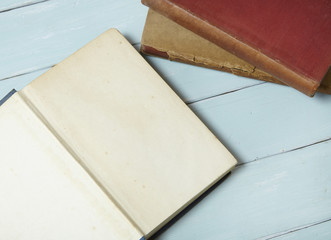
[145, 161, 236, 239]
[141, 44, 284, 85]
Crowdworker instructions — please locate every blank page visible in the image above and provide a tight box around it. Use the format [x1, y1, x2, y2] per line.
[0, 93, 142, 240]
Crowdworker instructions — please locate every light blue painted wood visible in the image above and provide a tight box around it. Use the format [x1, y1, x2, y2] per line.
[0, 69, 49, 99]
[0, 0, 269, 104]
[190, 83, 331, 163]
[1, 0, 321, 104]
[0, 44, 269, 107]
[3, 71, 329, 240]
[154, 140, 331, 240]
[142, 52, 265, 103]
[271, 220, 331, 240]
[1, 64, 330, 165]
[0, 0, 148, 80]
[0, 0, 45, 12]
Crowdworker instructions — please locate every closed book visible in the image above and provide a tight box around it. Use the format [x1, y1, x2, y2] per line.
[141, 9, 331, 94]
[0, 29, 236, 240]
[141, 0, 331, 96]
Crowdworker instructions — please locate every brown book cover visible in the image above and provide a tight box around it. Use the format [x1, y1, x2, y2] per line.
[141, 0, 331, 96]
[141, 9, 331, 94]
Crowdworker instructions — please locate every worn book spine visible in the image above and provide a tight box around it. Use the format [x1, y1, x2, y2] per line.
[141, 40, 280, 84]
[141, 0, 321, 96]
[141, 46, 331, 95]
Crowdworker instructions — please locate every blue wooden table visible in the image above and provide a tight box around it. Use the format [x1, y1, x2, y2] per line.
[1, 1, 330, 239]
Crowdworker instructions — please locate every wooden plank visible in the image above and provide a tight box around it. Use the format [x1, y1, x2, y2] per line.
[1, 67, 330, 165]
[142, 45, 331, 104]
[1, 0, 318, 104]
[1, 0, 330, 164]
[143, 53, 264, 103]
[0, 69, 49, 99]
[154, 140, 331, 240]
[0, 0, 46, 12]
[0, 44, 276, 104]
[270, 220, 331, 240]
[189, 83, 331, 163]
[2, 71, 330, 239]
[0, 0, 148, 80]
[1, 39, 265, 104]
[0, 0, 277, 103]
[4, 63, 330, 240]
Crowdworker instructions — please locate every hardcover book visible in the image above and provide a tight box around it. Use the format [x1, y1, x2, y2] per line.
[0, 29, 237, 240]
[141, 9, 331, 94]
[141, 0, 331, 96]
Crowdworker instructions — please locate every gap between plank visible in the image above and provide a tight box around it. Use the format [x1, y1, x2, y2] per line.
[2, 41, 329, 168]
[2, 58, 330, 168]
[237, 137, 331, 167]
[258, 218, 331, 240]
[187, 82, 267, 105]
[0, 0, 50, 13]
[1, 42, 141, 81]
[0, 65, 54, 82]
[4, 62, 329, 168]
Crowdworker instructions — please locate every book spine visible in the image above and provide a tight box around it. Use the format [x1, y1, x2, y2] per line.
[141, 0, 320, 96]
[0, 89, 16, 106]
[141, 44, 331, 94]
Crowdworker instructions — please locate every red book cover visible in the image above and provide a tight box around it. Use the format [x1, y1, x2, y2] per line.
[142, 0, 331, 96]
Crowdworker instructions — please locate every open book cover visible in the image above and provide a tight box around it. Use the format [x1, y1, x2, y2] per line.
[0, 29, 237, 239]
[142, 0, 331, 96]
[141, 9, 331, 95]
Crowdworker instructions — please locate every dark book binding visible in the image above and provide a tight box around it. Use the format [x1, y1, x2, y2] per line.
[0, 89, 16, 106]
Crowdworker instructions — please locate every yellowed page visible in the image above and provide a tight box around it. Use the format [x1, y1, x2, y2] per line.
[21, 29, 237, 237]
[0, 94, 142, 240]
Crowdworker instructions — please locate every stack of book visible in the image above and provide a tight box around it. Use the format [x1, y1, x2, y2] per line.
[141, 0, 331, 96]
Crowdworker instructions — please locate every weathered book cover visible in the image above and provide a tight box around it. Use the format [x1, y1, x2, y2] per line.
[141, 0, 331, 96]
[141, 9, 331, 94]
[0, 29, 236, 240]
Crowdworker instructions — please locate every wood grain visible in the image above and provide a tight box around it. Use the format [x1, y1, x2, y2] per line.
[0, 69, 49, 99]
[272, 220, 331, 240]
[142, 52, 265, 103]
[189, 83, 331, 163]
[153, 140, 331, 240]
[1, 64, 331, 165]
[0, 0, 47, 12]
[0, 0, 147, 80]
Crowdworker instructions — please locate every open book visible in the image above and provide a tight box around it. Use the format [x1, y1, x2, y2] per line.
[0, 29, 237, 240]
